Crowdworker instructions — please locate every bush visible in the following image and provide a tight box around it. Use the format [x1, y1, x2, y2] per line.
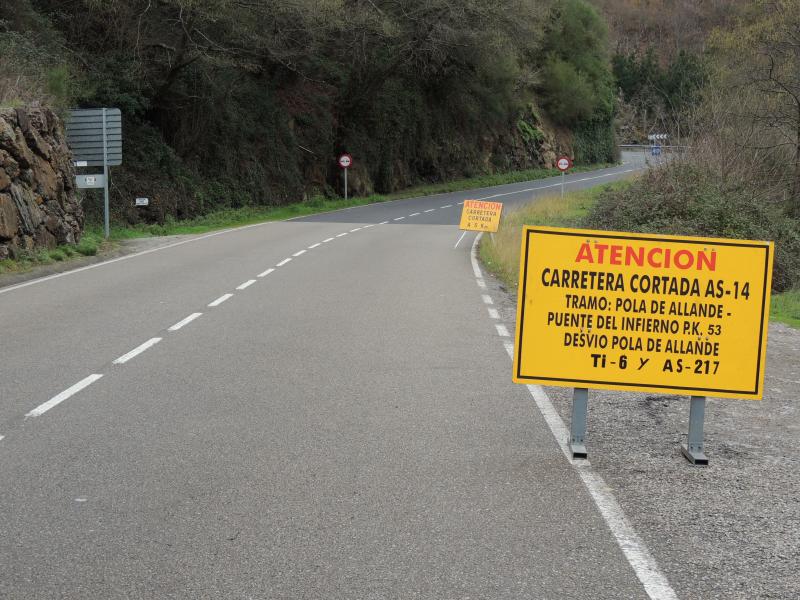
[584, 162, 800, 291]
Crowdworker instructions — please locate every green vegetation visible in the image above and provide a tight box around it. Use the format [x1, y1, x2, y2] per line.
[0, 231, 104, 275]
[3, 0, 619, 235]
[771, 290, 800, 328]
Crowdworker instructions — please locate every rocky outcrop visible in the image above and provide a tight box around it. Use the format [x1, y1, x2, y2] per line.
[0, 107, 82, 260]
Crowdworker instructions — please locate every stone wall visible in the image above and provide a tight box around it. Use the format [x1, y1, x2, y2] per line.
[0, 107, 82, 260]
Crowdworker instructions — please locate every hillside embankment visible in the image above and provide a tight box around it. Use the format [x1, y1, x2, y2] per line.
[0, 107, 81, 260]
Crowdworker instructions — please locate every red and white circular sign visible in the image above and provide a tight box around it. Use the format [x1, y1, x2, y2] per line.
[556, 156, 572, 172]
[338, 154, 352, 169]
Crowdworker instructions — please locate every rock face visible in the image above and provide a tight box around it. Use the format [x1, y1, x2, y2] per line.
[0, 107, 82, 260]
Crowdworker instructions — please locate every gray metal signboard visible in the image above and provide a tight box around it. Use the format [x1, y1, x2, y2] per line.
[66, 108, 122, 167]
[66, 108, 122, 237]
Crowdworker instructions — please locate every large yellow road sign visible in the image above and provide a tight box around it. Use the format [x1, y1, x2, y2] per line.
[459, 200, 503, 232]
[512, 227, 773, 399]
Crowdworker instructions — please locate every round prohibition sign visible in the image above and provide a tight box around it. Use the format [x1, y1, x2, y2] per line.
[556, 156, 573, 172]
[338, 154, 352, 169]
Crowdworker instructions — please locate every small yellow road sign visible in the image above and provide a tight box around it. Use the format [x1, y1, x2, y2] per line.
[512, 226, 773, 399]
[459, 200, 503, 233]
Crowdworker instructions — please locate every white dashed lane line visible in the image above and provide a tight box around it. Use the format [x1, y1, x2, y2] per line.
[476, 279, 487, 289]
[168, 312, 203, 332]
[323, 237, 335, 243]
[409, 213, 420, 217]
[277, 258, 292, 267]
[379, 221, 389, 225]
[113, 338, 162, 365]
[237, 279, 257, 290]
[308, 243, 321, 249]
[424, 209, 435, 213]
[208, 293, 234, 307]
[488, 308, 500, 319]
[258, 268, 275, 278]
[394, 217, 405, 221]
[292, 250, 307, 257]
[336, 233, 348, 237]
[441, 204, 452, 208]
[25, 374, 104, 418]
[495, 324, 510, 337]
[350, 227, 362, 232]
[482, 294, 494, 305]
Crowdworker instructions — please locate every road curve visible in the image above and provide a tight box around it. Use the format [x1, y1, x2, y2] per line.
[0, 156, 662, 598]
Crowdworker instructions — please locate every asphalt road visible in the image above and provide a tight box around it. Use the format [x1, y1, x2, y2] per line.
[0, 156, 661, 598]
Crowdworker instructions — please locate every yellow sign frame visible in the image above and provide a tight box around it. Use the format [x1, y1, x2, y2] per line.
[459, 200, 503, 233]
[512, 226, 773, 399]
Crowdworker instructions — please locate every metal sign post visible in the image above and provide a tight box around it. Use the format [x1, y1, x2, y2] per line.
[66, 108, 123, 238]
[569, 388, 588, 459]
[681, 396, 708, 465]
[556, 156, 572, 197]
[338, 154, 352, 201]
[101, 108, 110, 238]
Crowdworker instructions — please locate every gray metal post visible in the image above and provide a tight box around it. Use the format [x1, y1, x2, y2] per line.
[561, 171, 565, 198]
[569, 387, 588, 459]
[344, 167, 348, 202]
[101, 108, 110, 238]
[681, 396, 709, 465]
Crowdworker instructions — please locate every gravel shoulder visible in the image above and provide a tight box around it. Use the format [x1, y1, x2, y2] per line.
[487, 272, 800, 600]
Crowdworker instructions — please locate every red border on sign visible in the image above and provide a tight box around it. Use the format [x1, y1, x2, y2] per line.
[556, 156, 572, 172]
[338, 154, 353, 169]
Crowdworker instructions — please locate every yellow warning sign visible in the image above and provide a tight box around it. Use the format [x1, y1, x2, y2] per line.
[512, 226, 773, 399]
[459, 200, 503, 232]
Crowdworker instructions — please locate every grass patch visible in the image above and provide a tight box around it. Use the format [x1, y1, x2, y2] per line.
[0, 231, 106, 276]
[480, 181, 630, 288]
[94, 162, 616, 241]
[771, 290, 800, 329]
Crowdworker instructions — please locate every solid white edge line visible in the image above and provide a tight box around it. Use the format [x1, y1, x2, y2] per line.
[476, 279, 487, 288]
[441, 205, 452, 208]
[470, 234, 677, 600]
[208, 293, 233, 307]
[258, 268, 275, 277]
[323, 237, 335, 243]
[495, 324, 510, 337]
[350, 227, 362, 232]
[112, 337, 162, 364]
[168, 312, 203, 332]
[482, 294, 494, 305]
[488, 308, 500, 319]
[237, 279, 257, 290]
[277, 258, 292, 266]
[308, 243, 321, 249]
[454, 231, 468, 249]
[292, 250, 307, 257]
[26, 374, 104, 417]
[336, 232, 348, 237]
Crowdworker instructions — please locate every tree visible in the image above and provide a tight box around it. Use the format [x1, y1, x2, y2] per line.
[712, 0, 800, 214]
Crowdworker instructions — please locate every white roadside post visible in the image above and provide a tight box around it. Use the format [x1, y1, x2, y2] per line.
[557, 156, 572, 197]
[338, 154, 352, 201]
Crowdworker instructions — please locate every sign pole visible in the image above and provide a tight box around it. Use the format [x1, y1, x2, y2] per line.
[569, 387, 588, 459]
[344, 167, 348, 202]
[561, 171, 565, 198]
[101, 108, 110, 238]
[681, 396, 709, 465]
